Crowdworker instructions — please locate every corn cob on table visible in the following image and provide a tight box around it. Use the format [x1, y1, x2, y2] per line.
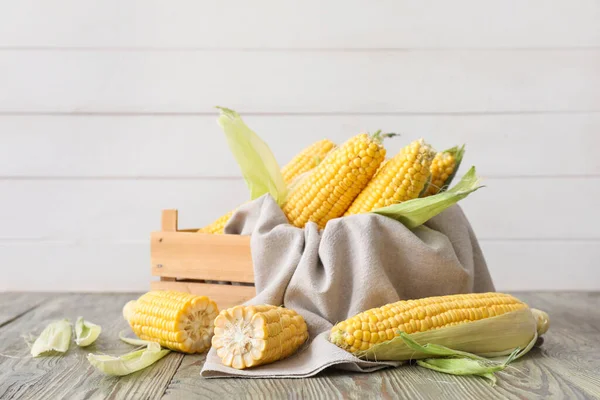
[1, 292, 598, 399]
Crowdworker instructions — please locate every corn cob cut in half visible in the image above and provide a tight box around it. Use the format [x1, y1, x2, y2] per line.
[329, 293, 530, 355]
[344, 138, 436, 215]
[281, 139, 336, 184]
[283, 133, 386, 229]
[212, 305, 309, 369]
[424, 145, 465, 197]
[123, 290, 219, 354]
[198, 139, 336, 234]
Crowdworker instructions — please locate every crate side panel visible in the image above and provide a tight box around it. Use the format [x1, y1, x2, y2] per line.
[150, 232, 254, 283]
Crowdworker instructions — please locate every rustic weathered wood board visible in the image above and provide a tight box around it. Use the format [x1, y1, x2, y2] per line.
[1, 292, 599, 400]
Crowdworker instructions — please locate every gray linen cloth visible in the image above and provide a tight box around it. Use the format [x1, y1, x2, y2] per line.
[201, 195, 495, 378]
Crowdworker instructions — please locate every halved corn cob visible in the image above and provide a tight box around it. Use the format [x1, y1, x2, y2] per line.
[283, 133, 386, 229]
[212, 305, 308, 369]
[199, 139, 336, 234]
[424, 145, 465, 197]
[329, 293, 528, 355]
[344, 138, 436, 215]
[123, 290, 218, 354]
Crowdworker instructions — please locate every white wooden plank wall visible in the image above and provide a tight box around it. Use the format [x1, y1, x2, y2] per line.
[1, 1, 599, 292]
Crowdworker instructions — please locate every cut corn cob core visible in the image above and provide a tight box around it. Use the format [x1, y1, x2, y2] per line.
[329, 292, 528, 355]
[283, 133, 386, 229]
[199, 139, 336, 234]
[212, 305, 308, 369]
[344, 138, 436, 215]
[123, 290, 219, 354]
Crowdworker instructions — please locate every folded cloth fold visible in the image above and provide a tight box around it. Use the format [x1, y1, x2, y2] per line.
[201, 195, 494, 378]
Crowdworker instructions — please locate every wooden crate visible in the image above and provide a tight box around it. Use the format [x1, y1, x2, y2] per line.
[150, 209, 256, 309]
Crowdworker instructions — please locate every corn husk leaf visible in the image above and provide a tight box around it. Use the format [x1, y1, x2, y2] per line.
[118, 330, 155, 347]
[372, 166, 483, 229]
[359, 307, 537, 361]
[216, 107, 287, 205]
[75, 317, 102, 347]
[31, 319, 72, 357]
[400, 332, 520, 385]
[436, 145, 465, 193]
[87, 342, 170, 376]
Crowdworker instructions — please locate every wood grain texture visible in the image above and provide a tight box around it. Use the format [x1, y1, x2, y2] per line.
[151, 231, 253, 283]
[0, 293, 184, 400]
[1, 0, 598, 48]
[2, 50, 599, 113]
[2, 114, 599, 178]
[0, 292, 599, 399]
[0, 293, 49, 327]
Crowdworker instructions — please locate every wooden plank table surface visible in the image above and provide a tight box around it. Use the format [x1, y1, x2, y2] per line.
[0, 292, 599, 400]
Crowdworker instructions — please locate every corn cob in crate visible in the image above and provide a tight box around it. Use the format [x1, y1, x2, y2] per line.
[344, 139, 436, 215]
[424, 145, 465, 197]
[123, 290, 219, 353]
[212, 305, 309, 369]
[330, 292, 549, 360]
[283, 133, 386, 229]
[199, 139, 336, 234]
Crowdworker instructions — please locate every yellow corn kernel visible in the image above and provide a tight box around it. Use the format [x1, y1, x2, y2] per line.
[212, 305, 308, 370]
[282, 133, 386, 229]
[281, 139, 336, 184]
[345, 139, 436, 215]
[199, 139, 336, 234]
[122, 290, 218, 354]
[424, 145, 464, 196]
[329, 293, 528, 354]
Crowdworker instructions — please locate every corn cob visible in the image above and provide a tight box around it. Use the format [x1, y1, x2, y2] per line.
[212, 305, 308, 369]
[344, 139, 436, 215]
[329, 293, 528, 355]
[283, 133, 386, 229]
[123, 290, 218, 354]
[199, 139, 336, 234]
[424, 145, 465, 197]
[281, 139, 336, 184]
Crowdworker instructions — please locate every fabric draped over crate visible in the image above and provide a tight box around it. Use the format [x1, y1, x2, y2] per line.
[201, 195, 495, 378]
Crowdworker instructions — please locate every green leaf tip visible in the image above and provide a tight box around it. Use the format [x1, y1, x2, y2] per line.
[215, 106, 288, 205]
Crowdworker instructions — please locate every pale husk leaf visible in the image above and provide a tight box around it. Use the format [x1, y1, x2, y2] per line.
[31, 319, 72, 357]
[75, 317, 102, 347]
[87, 342, 170, 376]
[216, 107, 287, 205]
[360, 307, 537, 361]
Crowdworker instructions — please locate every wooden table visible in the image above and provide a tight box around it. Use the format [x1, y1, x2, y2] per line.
[1, 292, 599, 400]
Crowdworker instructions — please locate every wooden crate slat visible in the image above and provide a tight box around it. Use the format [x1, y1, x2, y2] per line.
[150, 231, 254, 283]
[151, 281, 256, 310]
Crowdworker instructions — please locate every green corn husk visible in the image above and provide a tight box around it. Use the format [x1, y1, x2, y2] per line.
[216, 107, 287, 206]
[75, 317, 102, 347]
[399, 332, 522, 385]
[358, 307, 541, 362]
[372, 166, 483, 229]
[87, 342, 170, 376]
[31, 319, 72, 357]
